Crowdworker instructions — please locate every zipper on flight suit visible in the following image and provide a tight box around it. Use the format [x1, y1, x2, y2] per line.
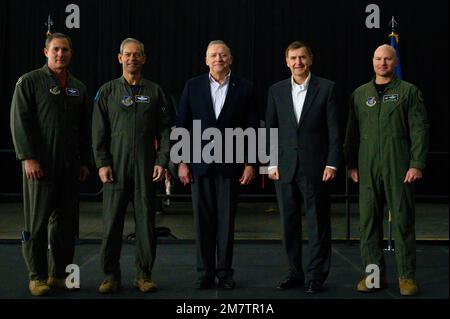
[129, 83, 142, 180]
[52, 74, 68, 173]
[378, 86, 389, 183]
[376, 86, 385, 183]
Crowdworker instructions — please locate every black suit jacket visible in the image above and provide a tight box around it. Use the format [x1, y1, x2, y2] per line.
[265, 74, 341, 183]
[177, 73, 258, 177]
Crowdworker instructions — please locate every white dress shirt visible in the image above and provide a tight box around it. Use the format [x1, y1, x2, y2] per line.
[291, 73, 311, 123]
[209, 72, 231, 119]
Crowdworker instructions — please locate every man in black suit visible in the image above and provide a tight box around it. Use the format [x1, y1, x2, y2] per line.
[176, 40, 258, 289]
[266, 41, 341, 293]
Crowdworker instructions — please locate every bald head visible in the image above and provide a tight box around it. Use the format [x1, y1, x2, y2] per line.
[373, 44, 397, 61]
[372, 44, 398, 81]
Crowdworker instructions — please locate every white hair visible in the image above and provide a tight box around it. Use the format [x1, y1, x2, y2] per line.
[120, 38, 145, 55]
[206, 40, 232, 56]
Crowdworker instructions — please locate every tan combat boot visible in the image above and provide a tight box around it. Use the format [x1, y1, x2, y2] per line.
[29, 280, 51, 296]
[357, 275, 388, 292]
[399, 278, 418, 296]
[48, 276, 79, 291]
[98, 279, 122, 294]
[134, 278, 157, 293]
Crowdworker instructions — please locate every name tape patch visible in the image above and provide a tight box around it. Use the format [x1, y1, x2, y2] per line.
[66, 88, 80, 96]
[135, 95, 150, 103]
[383, 94, 399, 102]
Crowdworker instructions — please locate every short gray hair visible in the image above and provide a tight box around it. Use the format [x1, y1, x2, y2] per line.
[120, 38, 145, 55]
[206, 40, 232, 56]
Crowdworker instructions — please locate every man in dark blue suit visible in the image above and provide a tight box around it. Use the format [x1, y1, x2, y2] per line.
[177, 40, 258, 289]
[266, 41, 341, 293]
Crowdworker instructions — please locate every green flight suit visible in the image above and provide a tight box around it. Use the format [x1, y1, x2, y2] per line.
[92, 77, 171, 281]
[344, 77, 429, 279]
[10, 65, 91, 281]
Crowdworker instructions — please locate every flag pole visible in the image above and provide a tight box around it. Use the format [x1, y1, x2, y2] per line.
[45, 14, 54, 37]
[384, 16, 398, 252]
[385, 210, 395, 252]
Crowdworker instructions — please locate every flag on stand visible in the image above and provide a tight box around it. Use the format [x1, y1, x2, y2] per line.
[389, 30, 403, 79]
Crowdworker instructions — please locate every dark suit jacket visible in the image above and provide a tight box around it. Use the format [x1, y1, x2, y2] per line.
[266, 74, 341, 183]
[177, 73, 258, 177]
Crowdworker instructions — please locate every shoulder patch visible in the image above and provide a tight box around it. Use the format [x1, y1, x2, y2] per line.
[94, 90, 101, 102]
[16, 76, 24, 86]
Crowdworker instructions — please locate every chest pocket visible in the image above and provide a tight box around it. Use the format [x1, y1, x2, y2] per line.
[136, 94, 157, 114]
[65, 91, 83, 109]
[43, 85, 63, 105]
[380, 94, 406, 118]
[137, 95, 159, 134]
[45, 86, 78, 117]
[356, 97, 379, 139]
[358, 97, 378, 121]
[64, 88, 83, 120]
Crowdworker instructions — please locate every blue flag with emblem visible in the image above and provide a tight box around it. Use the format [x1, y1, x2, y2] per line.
[389, 31, 403, 80]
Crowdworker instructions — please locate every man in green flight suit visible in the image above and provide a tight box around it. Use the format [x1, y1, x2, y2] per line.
[92, 38, 171, 294]
[344, 44, 429, 296]
[10, 33, 91, 296]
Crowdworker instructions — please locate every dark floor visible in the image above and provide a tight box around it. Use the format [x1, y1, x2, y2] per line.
[0, 201, 448, 301]
[0, 242, 447, 299]
[0, 201, 448, 240]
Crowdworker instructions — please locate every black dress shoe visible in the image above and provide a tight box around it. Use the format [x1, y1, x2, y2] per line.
[277, 276, 304, 290]
[305, 280, 324, 294]
[195, 277, 215, 289]
[218, 277, 236, 289]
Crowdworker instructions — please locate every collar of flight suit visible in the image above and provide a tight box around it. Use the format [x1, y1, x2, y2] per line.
[370, 75, 401, 93]
[369, 76, 403, 117]
[41, 64, 73, 83]
[119, 75, 149, 88]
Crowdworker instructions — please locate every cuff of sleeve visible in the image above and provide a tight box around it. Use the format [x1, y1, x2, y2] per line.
[17, 153, 36, 161]
[346, 159, 358, 169]
[326, 165, 337, 171]
[410, 160, 426, 170]
[95, 159, 112, 169]
[155, 158, 168, 169]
